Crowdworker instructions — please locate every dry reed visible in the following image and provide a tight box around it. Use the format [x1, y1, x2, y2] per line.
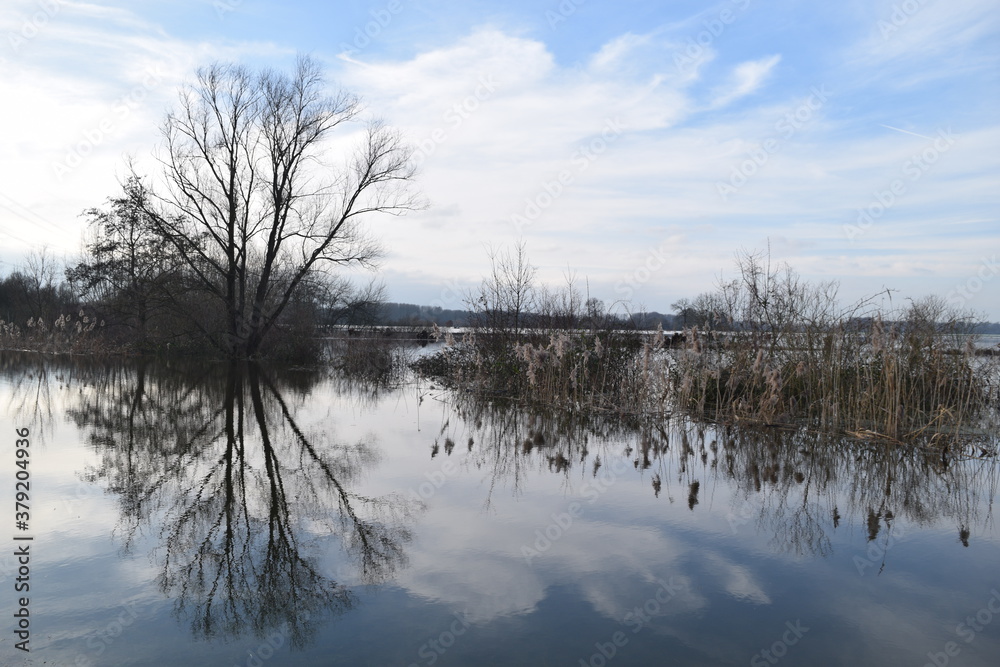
[415, 251, 999, 450]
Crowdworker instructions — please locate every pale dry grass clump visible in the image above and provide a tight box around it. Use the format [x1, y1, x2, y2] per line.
[417, 325, 668, 414]
[414, 247, 998, 449]
[673, 318, 996, 439]
[668, 253, 998, 446]
[0, 310, 111, 355]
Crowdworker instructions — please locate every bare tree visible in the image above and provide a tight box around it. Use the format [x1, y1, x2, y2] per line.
[141, 55, 419, 357]
[469, 241, 537, 338]
[671, 297, 694, 328]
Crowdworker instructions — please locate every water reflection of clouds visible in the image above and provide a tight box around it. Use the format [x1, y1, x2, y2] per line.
[3, 353, 999, 665]
[700, 553, 771, 605]
[387, 391, 998, 665]
[394, 496, 806, 666]
[823, 543, 1000, 661]
[396, 499, 710, 624]
[403, 549, 546, 623]
[20, 358, 417, 647]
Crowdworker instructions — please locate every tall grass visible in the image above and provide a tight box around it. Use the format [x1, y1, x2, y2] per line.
[415, 249, 998, 448]
[414, 324, 660, 413]
[0, 310, 111, 355]
[672, 313, 997, 442]
[668, 251, 998, 443]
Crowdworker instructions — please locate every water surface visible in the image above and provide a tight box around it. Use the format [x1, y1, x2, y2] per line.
[1, 352, 998, 666]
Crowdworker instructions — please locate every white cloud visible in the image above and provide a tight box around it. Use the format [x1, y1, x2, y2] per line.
[708, 54, 781, 109]
[395, 499, 706, 624]
[0, 2, 285, 253]
[860, 0, 998, 65]
[702, 553, 771, 604]
[0, 4, 996, 316]
[589, 31, 652, 72]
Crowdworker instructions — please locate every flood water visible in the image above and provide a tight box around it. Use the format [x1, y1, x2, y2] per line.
[1, 351, 998, 666]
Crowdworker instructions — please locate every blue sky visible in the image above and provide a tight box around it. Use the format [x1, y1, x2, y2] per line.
[1, 0, 997, 318]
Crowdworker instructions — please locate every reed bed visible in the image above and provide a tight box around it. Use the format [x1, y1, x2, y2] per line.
[418, 317, 996, 450]
[667, 252, 1000, 445]
[413, 324, 664, 414]
[0, 310, 112, 355]
[671, 316, 998, 444]
[414, 250, 999, 449]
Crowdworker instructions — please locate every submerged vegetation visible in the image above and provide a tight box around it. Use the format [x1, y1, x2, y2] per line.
[3, 349, 994, 649]
[327, 333, 413, 388]
[415, 247, 999, 450]
[672, 304, 995, 441]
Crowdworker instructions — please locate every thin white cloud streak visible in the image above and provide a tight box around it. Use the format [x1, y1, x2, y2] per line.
[856, 0, 999, 69]
[707, 54, 781, 109]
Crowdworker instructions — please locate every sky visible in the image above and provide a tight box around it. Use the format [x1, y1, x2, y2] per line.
[0, 0, 997, 319]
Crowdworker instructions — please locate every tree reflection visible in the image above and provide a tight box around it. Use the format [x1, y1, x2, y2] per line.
[65, 359, 415, 647]
[0, 351, 68, 437]
[3, 349, 996, 633]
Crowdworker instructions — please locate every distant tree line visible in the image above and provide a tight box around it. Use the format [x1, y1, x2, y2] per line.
[363, 299, 1000, 335]
[0, 249, 78, 325]
[377, 301, 690, 331]
[379, 302, 472, 327]
[4, 232, 998, 359]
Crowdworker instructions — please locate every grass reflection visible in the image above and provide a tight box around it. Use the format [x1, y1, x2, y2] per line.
[433, 391, 998, 558]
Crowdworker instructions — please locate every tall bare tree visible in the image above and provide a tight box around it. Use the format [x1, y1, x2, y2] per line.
[142, 55, 418, 357]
